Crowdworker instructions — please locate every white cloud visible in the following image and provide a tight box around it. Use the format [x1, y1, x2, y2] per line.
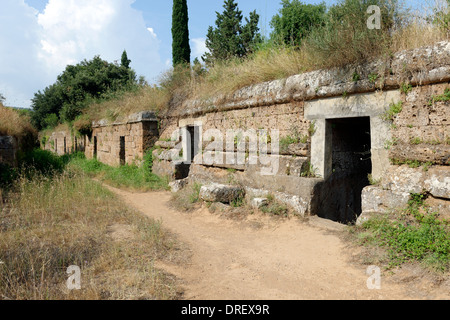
[0, 0, 164, 108]
[147, 27, 157, 39]
[191, 38, 208, 61]
[37, 0, 162, 81]
[0, 0, 47, 108]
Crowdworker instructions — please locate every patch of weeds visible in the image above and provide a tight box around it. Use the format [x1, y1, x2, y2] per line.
[280, 127, 308, 154]
[301, 162, 318, 178]
[390, 158, 433, 170]
[368, 72, 379, 84]
[308, 121, 317, 136]
[390, 158, 422, 168]
[170, 182, 203, 212]
[352, 72, 360, 82]
[353, 193, 450, 272]
[400, 82, 413, 95]
[410, 137, 422, 145]
[428, 88, 450, 105]
[230, 192, 245, 208]
[368, 174, 381, 186]
[381, 101, 403, 122]
[384, 137, 399, 150]
[260, 195, 289, 217]
[421, 162, 433, 172]
[189, 182, 202, 204]
[426, 139, 442, 146]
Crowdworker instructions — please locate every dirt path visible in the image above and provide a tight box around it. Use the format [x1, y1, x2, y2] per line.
[109, 187, 449, 300]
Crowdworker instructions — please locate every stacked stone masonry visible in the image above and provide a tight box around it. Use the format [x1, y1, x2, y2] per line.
[42, 42, 450, 224]
[154, 41, 450, 223]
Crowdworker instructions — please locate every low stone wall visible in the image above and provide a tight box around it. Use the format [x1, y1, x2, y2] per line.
[0, 136, 18, 167]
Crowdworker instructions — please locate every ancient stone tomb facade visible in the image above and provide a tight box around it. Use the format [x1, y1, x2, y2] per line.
[43, 130, 85, 156]
[154, 41, 450, 224]
[85, 111, 159, 167]
[43, 111, 159, 167]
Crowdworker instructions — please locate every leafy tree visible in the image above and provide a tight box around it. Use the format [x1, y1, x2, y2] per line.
[172, 0, 191, 65]
[270, 0, 327, 46]
[203, 0, 261, 65]
[31, 55, 137, 130]
[0, 93, 5, 103]
[43, 113, 59, 129]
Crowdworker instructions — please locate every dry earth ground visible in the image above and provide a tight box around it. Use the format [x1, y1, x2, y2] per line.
[108, 187, 450, 300]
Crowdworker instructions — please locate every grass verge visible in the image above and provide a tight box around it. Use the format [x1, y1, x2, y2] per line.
[0, 170, 181, 300]
[67, 152, 169, 192]
[348, 193, 450, 273]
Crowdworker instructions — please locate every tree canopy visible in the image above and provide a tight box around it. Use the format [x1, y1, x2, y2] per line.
[31, 52, 137, 130]
[202, 0, 261, 65]
[270, 0, 327, 47]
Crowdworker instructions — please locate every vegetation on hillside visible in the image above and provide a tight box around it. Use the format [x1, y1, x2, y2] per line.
[270, 0, 327, 47]
[29, 0, 450, 132]
[0, 102, 38, 150]
[31, 52, 139, 131]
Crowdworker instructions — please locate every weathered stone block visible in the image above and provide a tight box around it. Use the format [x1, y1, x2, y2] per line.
[169, 179, 189, 193]
[424, 168, 450, 199]
[381, 165, 450, 200]
[199, 183, 245, 203]
[389, 142, 450, 165]
[381, 166, 424, 194]
[361, 186, 410, 214]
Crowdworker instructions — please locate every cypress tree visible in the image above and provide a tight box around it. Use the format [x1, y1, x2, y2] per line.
[172, 0, 191, 66]
[121, 50, 131, 69]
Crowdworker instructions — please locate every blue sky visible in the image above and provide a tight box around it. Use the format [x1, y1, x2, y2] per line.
[1, 0, 423, 109]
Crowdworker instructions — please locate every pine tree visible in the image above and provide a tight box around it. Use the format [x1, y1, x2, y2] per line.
[203, 0, 260, 65]
[172, 0, 191, 66]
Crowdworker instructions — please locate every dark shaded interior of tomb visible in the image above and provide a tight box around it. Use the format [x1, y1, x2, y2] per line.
[317, 117, 372, 224]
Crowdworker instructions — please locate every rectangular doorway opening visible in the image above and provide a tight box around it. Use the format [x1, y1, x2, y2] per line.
[120, 136, 126, 166]
[187, 126, 200, 163]
[318, 117, 372, 224]
[177, 126, 200, 180]
[93, 136, 97, 159]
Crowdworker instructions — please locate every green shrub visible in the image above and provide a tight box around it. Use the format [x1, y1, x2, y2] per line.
[381, 101, 403, 121]
[0, 163, 18, 190]
[17, 149, 65, 177]
[303, 0, 400, 69]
